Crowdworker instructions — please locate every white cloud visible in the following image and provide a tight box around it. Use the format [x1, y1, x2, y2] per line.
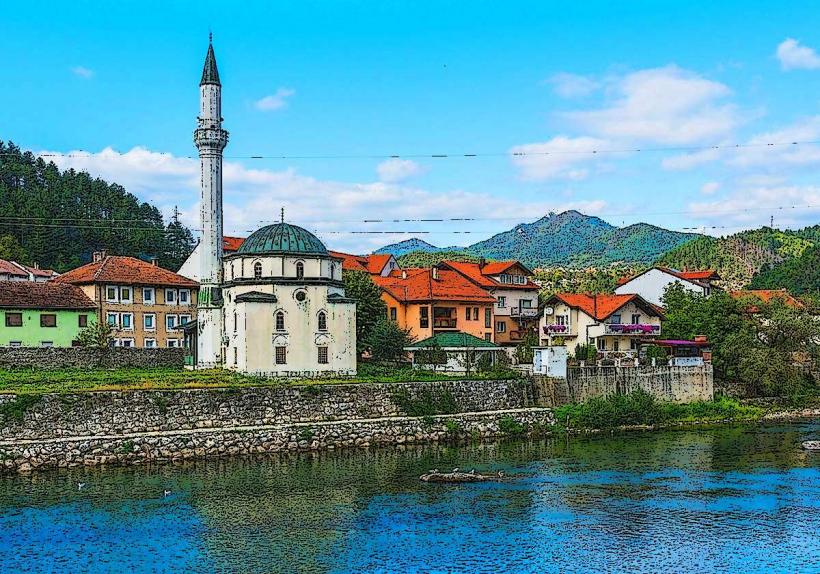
[566, 65, 741, 145]
[776, 38, 820, 70]
[701, 181, 720, 195]
[548, 72, 599, 98]
[509, 136, 611, 181]
[254, 88, 295, 111]
[688, 184, 820, 229]
[661, 147, 723, 171]
[376, 158, 424, 182]
[71, 66, 94, 79]
[727, 116, 820, 169]
[36, 146, 608, 253]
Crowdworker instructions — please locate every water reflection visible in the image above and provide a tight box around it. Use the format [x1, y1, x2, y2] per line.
[0, 422, 817, 573]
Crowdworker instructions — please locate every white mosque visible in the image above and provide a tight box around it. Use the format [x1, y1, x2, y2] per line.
[190, 38, 357, 377]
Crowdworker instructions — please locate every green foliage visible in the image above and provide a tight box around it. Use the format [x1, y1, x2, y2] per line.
[76, 321, 114, 348]
[572, 343, 598, 363]
[392, 387, 458, 416]
[443, 419, 462, 434]
[414, 342, 448, 369]
[364, 318, 414, 363]
[514, 331, 538, 364]
[749, 244, 820, 295]
[0, 394, 41, 423]
[343, 270, 388, 355]
[497, 415, 526, 435]
[397, 250, 481, 268]
[0, 234, 27, 262]
[118, 440, 135, 454]
[297, 427, 315, 442]
[0, 141, 195, 271]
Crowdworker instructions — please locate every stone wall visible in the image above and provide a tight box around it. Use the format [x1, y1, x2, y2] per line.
[0, 347, 185, 370]
[533, 365, 714, 406]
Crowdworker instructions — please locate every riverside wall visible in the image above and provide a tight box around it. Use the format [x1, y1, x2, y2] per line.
[0, 347, 184, 370]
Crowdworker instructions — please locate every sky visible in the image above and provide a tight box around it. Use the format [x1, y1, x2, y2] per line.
[3, 1, 820, 253]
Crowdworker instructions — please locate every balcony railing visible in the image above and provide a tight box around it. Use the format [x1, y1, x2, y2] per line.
[433, 318, 458, 329]
[604, 323, 661, 335]
[511, 307, 539, 318]
[542, 323, 575, 336]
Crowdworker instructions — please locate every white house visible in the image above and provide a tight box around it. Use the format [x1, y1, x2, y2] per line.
[614, 267, 720, 307]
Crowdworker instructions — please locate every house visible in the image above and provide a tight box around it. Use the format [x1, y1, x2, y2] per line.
[729, 289, 803, 312]
[220, 222, 357, 376]
[404, 331, 503, 373]
[327, 250, 399, 277]
[540, 293, 663, 357]
[0, 258, 58, 282]
[440, 259, 540, 346]
[53, 253, 198, 348]
[0, 282, 96, 347]
[177, 235, 246, 281]
[373, 267, 496, 342]
[614, 267, 720, 307]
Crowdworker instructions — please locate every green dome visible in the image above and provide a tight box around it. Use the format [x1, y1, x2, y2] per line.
[236, 223, 328, 256]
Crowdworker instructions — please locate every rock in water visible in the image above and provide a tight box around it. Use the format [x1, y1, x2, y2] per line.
[801, 440, 820, 451]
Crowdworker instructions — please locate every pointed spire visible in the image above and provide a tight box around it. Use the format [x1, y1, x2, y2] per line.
[200, 35, 221, 86]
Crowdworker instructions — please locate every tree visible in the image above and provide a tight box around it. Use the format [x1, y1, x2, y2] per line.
[0, 234, 27, 262]
[343, 270, 387, 355]
[514, 330, 538, 364]
[365, 319, 414, 363]
[76, 321, 114, 348]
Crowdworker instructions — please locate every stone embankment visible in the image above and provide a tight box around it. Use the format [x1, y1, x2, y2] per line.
[0, 379, 553, 473]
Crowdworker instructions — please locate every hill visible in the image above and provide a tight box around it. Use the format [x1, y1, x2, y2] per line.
[373, 238, 445, 257]
[0, 141, 195, 272]
[657, 227, 819, 290]
[748, 244, 820, 295]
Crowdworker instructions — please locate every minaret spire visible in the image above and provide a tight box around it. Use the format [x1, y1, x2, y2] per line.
[194, 37, 229, 368]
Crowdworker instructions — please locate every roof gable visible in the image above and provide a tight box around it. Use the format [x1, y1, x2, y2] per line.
[441, 260, 537, 290]
[548, 292, 663, 321]
[373, 268, 495, 303]
[54, 256, 198, 288]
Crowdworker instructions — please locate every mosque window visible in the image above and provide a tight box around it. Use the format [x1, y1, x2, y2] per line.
[275, 311, 285, 331]
[318, 311, 327, 331]
[296, 261, 304, 279]
[254, 262, 262, 279]
[295, 291, 307, 302]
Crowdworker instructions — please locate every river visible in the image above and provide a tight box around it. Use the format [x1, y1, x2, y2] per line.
[0, 422, 818, 573]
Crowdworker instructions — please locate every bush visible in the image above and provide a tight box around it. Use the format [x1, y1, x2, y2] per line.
[392, 387, 458, 416]
[498, 415, 526, 435]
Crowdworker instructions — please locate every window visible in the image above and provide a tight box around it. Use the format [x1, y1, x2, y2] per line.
[630, 339, 638, 351]
[318, 311, 328, 331]
[556, 314, 568, 326]
[317, 346, 328, 364]
[233, 346, 238, 365]
[179, 314, 191, 326]
[295, 291, 306, 302]
[484, 333, 492, 342]
[78, 314, 88, 328]
[233, 312, 238, 332]
[166, 314, 178, 331]
[120, 313, 133, 330]
[5, 313, 22, 327]
[484, 308, 491, 328]
[106, 286, 118, 302]
[167, 339, 180, 348]
[120, 287, 132, 304]
[520, 299, 532, 308]
[389, 307, 397, 322]
[613, 340, 620, 352]
[41, 341, 53, 348]
[254, 262, 262, 279]
[597, 338, 606, 351]
[179, 290, 190, 305]
[107, 313, 119, 327]
[420, 306, 429, 329]
[631, 314, 641, 324]
[331, 263, 337, 280]
[230, 264, 235, 280]
[144, 313, 156, 331]
[296, 261, 304, 279]
[496, 321, 506, 333]
[275, 346, 287, 365]
[143, 287, 154, 304]
[275, 311, 285, 331]
[473, 307, 479, 320]
[40, 314, 57, 328]
[144, 338, 157, 348]
[497, 296, 506, 308]
[465, 307, 471, 321]
[165, 289, 177, 305]
[610, 314, 622, 324]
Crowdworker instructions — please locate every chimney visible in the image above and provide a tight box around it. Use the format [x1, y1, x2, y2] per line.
[431, 267, 439, 280]
[150, 257, 158, 266]
[92, 251, 107, 263]
[694, 335, 708, 344]
[32, 262, 39, 270]
[479, 257, 486, 269]
[401, 270, 407, 280]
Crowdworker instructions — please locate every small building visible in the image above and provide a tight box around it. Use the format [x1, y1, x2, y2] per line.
[53, 253, 198, 348]
[541, 293, 663, 358]
[328, 250, 400, 277]
[0, 282, 96, 347]
[373, 267, 496, 343]
[405, 331, 503, 373]
[639, 337, 711, 366]
[221, 222, 357, 377]
[615, 267, 720, 307]
[0, 258, 58, 283]
[440, 260, 540, 346]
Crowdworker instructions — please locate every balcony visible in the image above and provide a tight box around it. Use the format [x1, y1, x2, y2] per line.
[603, 323, 661, 336]
[433, 318, 458, 329]
[510, 307, 539, 319]
[542, 323, 575, 337]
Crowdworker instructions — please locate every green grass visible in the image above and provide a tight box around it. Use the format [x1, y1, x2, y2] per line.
[555, 390, 766, 430]
[0, 363, 522, 395]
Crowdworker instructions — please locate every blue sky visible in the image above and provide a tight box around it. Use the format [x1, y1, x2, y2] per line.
[4, 1, 820, 252]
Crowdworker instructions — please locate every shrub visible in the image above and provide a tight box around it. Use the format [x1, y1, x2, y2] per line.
[392, 387, 458, 416]
[498, 415, 526, 435]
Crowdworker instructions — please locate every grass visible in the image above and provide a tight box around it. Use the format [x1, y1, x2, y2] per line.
[555, 390, 767, 430]
[0, 363, 523, 395]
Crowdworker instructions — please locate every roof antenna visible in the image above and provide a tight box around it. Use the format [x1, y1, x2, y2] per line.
[209, 30, 213, 44]
[281, 207, 285, 223]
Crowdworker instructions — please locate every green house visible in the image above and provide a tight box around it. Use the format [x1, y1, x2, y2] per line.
[0, 282, 97, 347]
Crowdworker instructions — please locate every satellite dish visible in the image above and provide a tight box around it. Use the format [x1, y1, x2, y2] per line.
[544, 306, 554, 315]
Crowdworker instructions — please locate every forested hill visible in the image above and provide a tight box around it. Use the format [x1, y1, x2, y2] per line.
[0, 141, 195, 272]
[656, 226, 820, 290]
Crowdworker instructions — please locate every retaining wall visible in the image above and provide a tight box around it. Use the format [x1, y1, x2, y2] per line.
[0, 347, 185, 370]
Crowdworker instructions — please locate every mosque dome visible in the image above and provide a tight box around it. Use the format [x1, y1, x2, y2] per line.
[236, 223, 328, 256]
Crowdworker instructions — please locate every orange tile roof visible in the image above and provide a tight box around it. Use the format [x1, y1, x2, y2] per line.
[373, 268, 495, 303]
[54, 256, 198, 288]
[730, 289, 803, 309]
[223, 236, 245, 253]
[548, 292, 663, 321]
[328, 250, 396, 275]
[0, 282, 95, 309]
[366, 253, 393, 275]
[442, 260, 538, 290]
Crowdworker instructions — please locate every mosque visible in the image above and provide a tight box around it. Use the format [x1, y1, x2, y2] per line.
[190, 38, 357, 376]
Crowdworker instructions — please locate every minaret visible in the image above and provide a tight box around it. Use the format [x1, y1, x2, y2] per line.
[194, 35, 229, 368]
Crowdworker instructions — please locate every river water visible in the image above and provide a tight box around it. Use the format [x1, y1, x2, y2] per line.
[0, 422, 818, 573]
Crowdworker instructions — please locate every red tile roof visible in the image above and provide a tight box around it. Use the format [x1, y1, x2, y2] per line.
[373, 268, 495, 303]
[730, 289, 803, 310]
[0, 281, 95, 309]
[328, 250, 396, 275]
[223, 236, 245, 253]
[547, 292, 663, 321]
[0, 259, 28, 278]
[442, 260, 538, 290]
[54, 256, 198, 288]
[366, 253, 393, 275]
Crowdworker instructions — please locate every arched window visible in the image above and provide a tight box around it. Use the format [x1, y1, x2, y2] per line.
[330, 263, 337, 280]
[230, 263, 235, 280]
[296, 261, 304, 279]
[318, 311, 327, 331]
[275, 311, 285, 331]
[254, 261, 262, 279]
